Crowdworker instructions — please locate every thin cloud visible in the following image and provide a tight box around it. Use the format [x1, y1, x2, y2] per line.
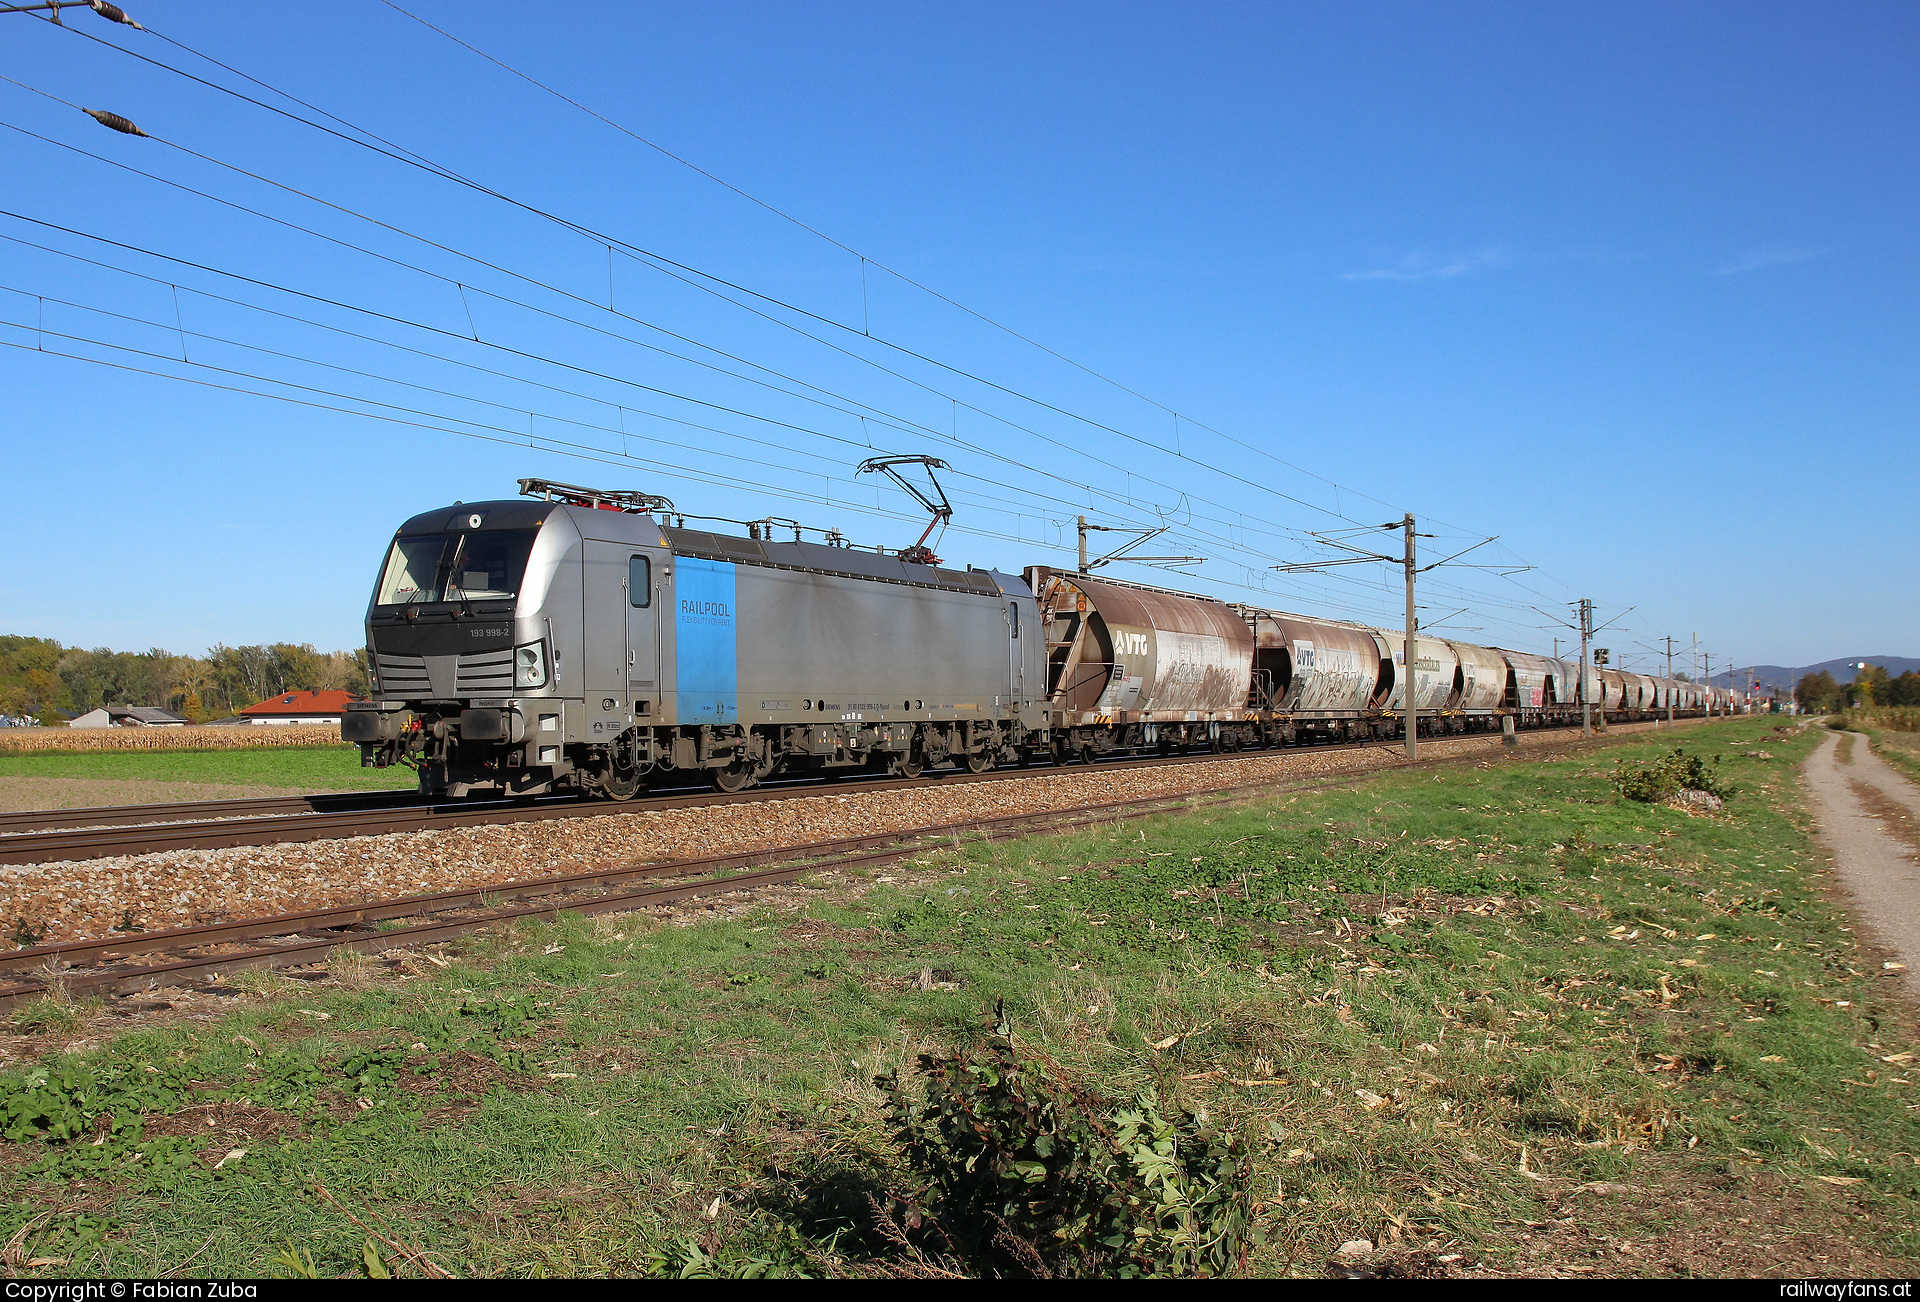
[1343, 247, 1509, 282]
[1716, 245, 1823, 276]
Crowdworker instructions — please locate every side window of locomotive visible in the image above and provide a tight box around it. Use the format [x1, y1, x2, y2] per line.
[1008, 602, 1019, 638]
[628, 555, 652, 608]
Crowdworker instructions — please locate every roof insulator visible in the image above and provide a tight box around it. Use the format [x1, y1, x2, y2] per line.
[82, 107, 148, 137]
[88, 0, 142, 27]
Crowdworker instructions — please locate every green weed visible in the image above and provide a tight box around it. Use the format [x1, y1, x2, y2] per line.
[876, 1002, 1251, 1277]
[1608, 746, 1732, 803]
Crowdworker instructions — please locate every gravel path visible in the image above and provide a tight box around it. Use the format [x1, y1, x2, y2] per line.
[3, 722, 1681, 947]
[1802, 728, 1920, 1000]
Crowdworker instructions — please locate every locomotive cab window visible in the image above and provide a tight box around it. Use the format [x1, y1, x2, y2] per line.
[628, 555, 652, 608]
[375, 529, 538, 605]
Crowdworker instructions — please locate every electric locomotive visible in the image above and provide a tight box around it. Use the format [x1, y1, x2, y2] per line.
[345, 479, 1046, 798]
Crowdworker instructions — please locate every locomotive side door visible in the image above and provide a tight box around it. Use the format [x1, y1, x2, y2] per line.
[624, 548, 664, 707]
[581, 540, 628, 700]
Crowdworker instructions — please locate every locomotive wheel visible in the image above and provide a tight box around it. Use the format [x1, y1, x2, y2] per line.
[893, 754, 925, 778]
[958, 751, 993, 774]
[600, 764, 644, 802]
[710, 760, 756, 793]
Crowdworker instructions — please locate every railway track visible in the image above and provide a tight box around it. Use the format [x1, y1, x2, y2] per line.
[0, 787, 424, 836]
[0, 721, 1690, 866]
[0, 734, 1434, 865]
[0, 755, 1433, 1012]
[0, 719, 1711, 1013]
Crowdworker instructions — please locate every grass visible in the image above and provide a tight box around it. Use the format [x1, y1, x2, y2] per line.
[1875, 735, 1920, 784]
[0, 717, 1913, 1278]
[0, 747, 417, 791]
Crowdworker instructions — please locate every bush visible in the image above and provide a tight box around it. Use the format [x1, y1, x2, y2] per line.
[1609, 747, 1731, 804]
[875, 1006, 1251, 1278]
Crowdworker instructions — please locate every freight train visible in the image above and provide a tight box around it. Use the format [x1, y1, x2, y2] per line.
[344, 480, 1745, 798]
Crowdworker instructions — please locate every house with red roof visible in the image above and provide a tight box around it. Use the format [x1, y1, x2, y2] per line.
[235, 689, 359, 725]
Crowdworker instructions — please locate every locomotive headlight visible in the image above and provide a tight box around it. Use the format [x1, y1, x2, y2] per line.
[514, 640, 548, 688]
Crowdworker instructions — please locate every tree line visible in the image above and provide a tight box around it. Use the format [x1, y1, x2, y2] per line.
[1794, 664, 1920, 713]
[0, 635, 371, 725]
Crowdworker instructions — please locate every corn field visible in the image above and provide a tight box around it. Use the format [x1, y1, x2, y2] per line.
[0, 724, 345, 753]
[1849, 707, 1920, 732]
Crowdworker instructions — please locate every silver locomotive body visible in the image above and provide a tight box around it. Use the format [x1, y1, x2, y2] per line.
[346, 493, 1045, 797]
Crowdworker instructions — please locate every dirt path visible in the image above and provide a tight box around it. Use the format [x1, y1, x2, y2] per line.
[1802, 728, 1920, 999]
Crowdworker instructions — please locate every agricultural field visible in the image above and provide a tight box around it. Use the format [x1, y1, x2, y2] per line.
[0, 718, 1913, 1278]
[0, 746, 414, 812]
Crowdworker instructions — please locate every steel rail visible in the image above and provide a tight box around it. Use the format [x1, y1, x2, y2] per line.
[0, 718, 1699, 1011]
[0, 770, 1370, 1009]
[0, 721, 1629, 865]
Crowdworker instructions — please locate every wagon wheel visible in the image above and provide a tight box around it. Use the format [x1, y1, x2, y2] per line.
[709, 759, 756, 793]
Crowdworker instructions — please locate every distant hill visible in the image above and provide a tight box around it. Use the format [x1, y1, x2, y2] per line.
[1709, 656, 1920, 691]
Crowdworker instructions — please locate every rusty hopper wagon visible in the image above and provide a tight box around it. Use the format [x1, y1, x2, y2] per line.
[1025, 567, 1259, 758]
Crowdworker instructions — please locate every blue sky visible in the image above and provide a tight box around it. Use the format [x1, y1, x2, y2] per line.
[1, 0, 1913, 677]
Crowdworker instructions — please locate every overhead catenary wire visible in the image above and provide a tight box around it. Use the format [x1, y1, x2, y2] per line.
[375, 0, 1418, 520]
[165, 15, 1609, 619]
[0, 32, 1593, 644]
[0, 54, 1589, 633]
[0, 92, 1378, 585]
[0, 199, 1390, 602]
[0, 279, 1106, 540]
[375, 0, 1617, 619]
[12, 284, 1541, 637]
[0, 247, 1556, 639]
[0, 320, 1039, 550]
[24, 16, 1402, 533]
